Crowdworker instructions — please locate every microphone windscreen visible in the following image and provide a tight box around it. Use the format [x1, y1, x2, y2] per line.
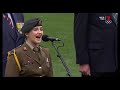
[42, 35, 49, 41]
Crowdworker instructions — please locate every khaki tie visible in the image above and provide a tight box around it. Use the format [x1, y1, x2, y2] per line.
[33, 47, 40, 52]
[33, 47, 44, 64]
[33, 47, 41, 60]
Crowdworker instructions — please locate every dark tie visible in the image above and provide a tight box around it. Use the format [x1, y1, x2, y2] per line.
[112, 13, 118, 25]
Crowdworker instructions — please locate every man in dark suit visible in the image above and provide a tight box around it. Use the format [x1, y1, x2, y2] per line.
[74, 13, 118, 77]
[2, 13, 24, 76]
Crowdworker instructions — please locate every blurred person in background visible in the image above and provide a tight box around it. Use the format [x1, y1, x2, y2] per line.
[2, 13, 25, 76]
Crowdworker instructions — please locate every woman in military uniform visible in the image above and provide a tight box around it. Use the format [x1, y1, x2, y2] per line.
[5, 18, 53, 77]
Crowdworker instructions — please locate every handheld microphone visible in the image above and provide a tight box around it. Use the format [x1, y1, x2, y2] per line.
[42, 35, 61, 41]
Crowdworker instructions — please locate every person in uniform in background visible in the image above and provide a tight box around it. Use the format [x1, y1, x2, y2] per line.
[74, 13, 118, 77]
[5, 18, 53, 77]
[2, 13, 24, 76]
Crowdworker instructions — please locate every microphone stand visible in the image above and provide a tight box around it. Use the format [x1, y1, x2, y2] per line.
[51, 41, 72, 77]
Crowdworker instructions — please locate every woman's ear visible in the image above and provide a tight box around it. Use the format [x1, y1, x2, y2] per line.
[25, 33, 28, 37]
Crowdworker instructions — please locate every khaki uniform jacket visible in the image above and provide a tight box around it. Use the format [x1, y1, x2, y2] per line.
[5, 42, 53, 77]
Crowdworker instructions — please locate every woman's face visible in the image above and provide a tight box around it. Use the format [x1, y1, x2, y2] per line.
[25, 26, 43, 45]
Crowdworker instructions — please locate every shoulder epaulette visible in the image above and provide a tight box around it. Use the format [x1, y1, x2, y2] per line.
[8, 45, 22, 56]
[7, 49, 21, 71]
[8, 50, 14, 57]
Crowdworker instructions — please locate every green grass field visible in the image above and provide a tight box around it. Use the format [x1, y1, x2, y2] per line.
[24, 13, 81, 77]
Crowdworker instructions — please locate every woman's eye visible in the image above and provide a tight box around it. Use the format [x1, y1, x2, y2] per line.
[33, 28, 37, 31]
